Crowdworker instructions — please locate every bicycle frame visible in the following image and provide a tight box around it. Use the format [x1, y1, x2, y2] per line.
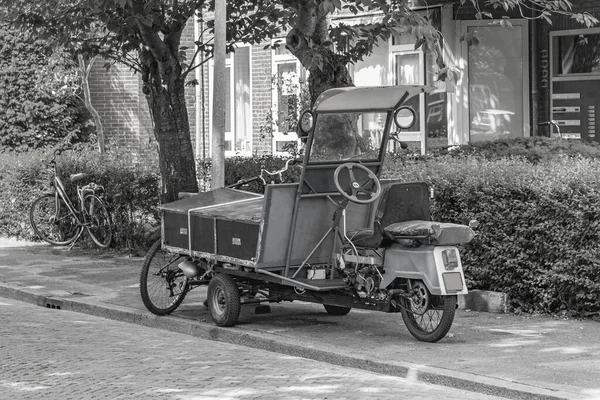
[48, 156, 103, 230]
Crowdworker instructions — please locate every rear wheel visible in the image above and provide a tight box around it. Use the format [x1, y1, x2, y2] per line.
[207, 273, 241, 327]
[82, 194, 112, 248]
[323, 304, 351, 315]
[30, 194, 81, 246]
[400, 280, 456, 343]
[140, 239, 189, 315]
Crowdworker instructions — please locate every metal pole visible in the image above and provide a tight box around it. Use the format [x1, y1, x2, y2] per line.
[211, 0, 226, 189]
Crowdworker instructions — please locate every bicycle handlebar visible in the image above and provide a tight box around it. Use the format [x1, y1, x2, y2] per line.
[539, 120, 562, 138]
[227, 158, 302, 189]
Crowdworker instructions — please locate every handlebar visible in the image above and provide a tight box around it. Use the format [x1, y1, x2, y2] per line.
[227, 158, 301, 189]
[539, 120, 562, 138]
[258, 158, 300, 185]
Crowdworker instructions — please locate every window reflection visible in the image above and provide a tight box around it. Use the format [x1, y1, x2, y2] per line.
[468, 26, 523, 141]
[309, 112, 385, 162]
[558, 33, 600, 75]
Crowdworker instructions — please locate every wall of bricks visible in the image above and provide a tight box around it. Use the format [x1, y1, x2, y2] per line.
[252, 43, 275, 156]
[88, 21, 197, 164]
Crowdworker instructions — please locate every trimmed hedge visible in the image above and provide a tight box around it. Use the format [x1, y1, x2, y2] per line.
[0, 145, 161, 250]
[384, 155, 600, 317]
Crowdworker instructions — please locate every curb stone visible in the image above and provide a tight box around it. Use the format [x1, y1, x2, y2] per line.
[459, 290, 509, 313]
[0, 282, 573, 400]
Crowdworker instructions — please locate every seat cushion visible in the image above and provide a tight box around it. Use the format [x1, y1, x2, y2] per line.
[384, 220, 475, 245]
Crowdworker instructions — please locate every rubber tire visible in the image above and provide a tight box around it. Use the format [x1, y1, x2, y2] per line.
[83, 194, 112, 248]
[323, 304, 352, 316]
[207, 273, 241, 327]
[140, 239, 188, 315]
[30, 194, 82, 246]
[400, 294, 457, 343]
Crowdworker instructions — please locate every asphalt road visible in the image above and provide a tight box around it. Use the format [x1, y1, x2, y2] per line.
[0, 297, 506, 400]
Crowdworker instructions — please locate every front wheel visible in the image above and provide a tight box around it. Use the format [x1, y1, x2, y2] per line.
[82, 194, 112, 248]
[207, 273, 241, 327]
[140, 239, 189, 315]
[30, 194, 82, 246]
[400, 280, 457, 343]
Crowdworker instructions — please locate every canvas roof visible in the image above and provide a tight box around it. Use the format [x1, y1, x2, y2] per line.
[313, 85, 433, 113]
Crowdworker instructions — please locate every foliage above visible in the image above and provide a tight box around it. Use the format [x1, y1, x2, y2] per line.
[2, 0, 292, 76]
[0, 24, 92, 152]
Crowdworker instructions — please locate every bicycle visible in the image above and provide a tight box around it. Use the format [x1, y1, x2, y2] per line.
[29, 148, 113, 248]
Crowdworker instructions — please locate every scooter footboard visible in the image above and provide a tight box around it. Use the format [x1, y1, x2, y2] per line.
[381, 244, 468, 295]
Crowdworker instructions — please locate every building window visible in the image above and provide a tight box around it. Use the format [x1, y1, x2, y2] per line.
[209, 45, 252, 156]
[272, 42, 308, 155]
[554, 31, 600, 76]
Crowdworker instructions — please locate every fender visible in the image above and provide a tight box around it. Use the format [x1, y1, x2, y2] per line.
[382, 244, 468, 295]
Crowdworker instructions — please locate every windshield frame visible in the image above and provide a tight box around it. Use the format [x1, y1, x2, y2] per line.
[304, 109, 393, 167]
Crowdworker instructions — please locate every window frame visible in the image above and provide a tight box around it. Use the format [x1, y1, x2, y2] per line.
[208, 43, 253, 157]
[271, 40, 306, 156]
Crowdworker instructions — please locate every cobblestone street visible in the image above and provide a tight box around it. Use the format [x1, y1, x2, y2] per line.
[0, 298, 504, 400]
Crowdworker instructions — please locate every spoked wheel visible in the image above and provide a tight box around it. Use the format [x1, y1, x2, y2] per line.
[30, 194, 82, 246]
[323, 304, 352, 316]
[207, 273, 241, 327]
[400, 280, 457, 343]
[82, 194, 112, 248]
[140, 239, 189, 315]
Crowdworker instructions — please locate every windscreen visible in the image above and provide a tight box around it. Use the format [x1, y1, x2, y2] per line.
[308, 112, 387, 163]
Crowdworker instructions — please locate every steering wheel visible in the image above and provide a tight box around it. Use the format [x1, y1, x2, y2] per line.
[333, 163, 382, 204]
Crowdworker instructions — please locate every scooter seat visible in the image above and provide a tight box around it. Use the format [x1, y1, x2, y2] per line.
[70, 173, 88, 182]
[384, 220, 475, 245]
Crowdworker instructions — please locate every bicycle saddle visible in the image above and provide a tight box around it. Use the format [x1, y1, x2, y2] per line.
[70, 173, 88, 182]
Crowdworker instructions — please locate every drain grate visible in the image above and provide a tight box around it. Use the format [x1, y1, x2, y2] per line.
[44, 298, 63, 310]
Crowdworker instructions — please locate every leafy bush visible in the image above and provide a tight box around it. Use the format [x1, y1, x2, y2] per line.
[0, 25, 92, 152]
[0, 145, 161, 250]
[436, 137, 600, 163]
[384, 154, 600, 317]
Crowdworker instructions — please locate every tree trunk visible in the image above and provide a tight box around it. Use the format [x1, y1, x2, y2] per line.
[144, 73, 198, 203]
[285, 0, 362, 157]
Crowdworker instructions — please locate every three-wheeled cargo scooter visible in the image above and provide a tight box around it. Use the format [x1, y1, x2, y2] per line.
[140, 85, 476, 343]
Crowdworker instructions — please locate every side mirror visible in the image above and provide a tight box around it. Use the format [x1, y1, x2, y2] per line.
[393, 106, 416, 130]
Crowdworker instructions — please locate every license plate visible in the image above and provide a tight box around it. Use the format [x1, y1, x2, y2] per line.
[442, 272, 464, 292]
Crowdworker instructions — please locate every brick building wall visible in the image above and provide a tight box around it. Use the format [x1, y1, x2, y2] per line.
[252, 44, 275, 156]
[88, 22, 197, 164]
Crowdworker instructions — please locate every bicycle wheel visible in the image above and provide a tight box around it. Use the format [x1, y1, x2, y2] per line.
[140, 239, 189, 315]
[82, 194, 112, 248]
[30, 194, 82, 246]
[400, 280, 457, 343]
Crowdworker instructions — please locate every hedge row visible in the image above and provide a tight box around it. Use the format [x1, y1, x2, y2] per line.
[0, 145, 161, 250]
[384, 154, 600, 317]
